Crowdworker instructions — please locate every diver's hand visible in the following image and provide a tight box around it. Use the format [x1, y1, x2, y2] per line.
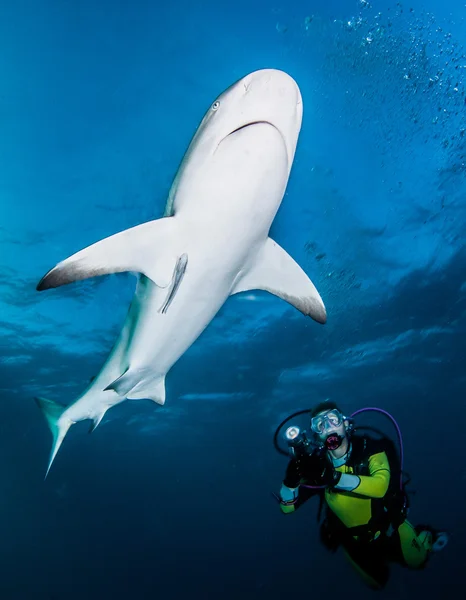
[315, 463, 342, 488]
[318, 466, 362, 492]
[301, 451, 341, 488]
[279, 483, 298, 503]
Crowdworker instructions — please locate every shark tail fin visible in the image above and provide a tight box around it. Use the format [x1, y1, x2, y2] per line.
[34, 397, 74, 479]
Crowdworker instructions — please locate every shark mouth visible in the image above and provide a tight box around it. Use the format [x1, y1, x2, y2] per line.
[217, 120, 288, 164]
[227, 120, 274, 136]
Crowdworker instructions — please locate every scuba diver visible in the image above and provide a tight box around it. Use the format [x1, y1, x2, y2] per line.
[274, 400, 449, 591]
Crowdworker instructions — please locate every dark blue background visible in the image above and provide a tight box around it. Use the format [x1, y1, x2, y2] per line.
[0, 1, 464, 598]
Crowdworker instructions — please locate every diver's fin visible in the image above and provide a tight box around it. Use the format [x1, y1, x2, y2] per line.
[36, 217, 179, 291]
[104, 370, 166, 405]
[432, 531, 449, 552]
[415, 525, 450, 553]
[34, 397, 74, 479]
[231, 237, 327, 323]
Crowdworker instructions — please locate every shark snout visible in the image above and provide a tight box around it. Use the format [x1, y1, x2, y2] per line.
[244, 69, 301, 100]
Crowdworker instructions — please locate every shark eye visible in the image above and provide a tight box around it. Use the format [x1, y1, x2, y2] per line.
[212, 101, 220, 111]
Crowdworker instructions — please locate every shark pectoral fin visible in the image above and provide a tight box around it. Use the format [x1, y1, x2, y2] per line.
[36, 217, 179, 291]
[231, 237, 327, 324]
[34, 397, 74, 479]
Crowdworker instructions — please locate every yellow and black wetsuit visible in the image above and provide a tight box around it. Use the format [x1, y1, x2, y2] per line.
[279, 434, 434, 590]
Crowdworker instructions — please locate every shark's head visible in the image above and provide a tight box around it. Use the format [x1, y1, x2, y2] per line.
[164, 69, 303, 217]
[197, 69, 303, 172]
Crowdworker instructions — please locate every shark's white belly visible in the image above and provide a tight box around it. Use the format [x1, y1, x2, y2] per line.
[116, 237, 262, 376]
[116, 125, 289, 379]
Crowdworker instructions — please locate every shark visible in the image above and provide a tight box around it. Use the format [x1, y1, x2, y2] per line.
[34, 68, 327, 477]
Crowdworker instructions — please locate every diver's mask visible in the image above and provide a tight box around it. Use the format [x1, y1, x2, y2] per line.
[310, 408, 345, 434]
[310, 409, 350, 450]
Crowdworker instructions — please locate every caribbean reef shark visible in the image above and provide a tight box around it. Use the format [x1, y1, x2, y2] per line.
[35, 68, 327, 476]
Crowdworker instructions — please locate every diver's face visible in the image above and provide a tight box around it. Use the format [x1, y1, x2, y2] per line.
[311, 409, 349, 443]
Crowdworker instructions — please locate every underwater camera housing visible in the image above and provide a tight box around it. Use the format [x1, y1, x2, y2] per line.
[283, 425, 314, 458]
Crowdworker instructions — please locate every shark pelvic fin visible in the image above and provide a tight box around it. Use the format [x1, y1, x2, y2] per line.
[103, 367, 131, 395]
[36, 217, 180, 291]
[231, 237, 327, 323]
[126, 375, 166, 405]
[104, 370, 166, 405]
[34, 396, 74, 479]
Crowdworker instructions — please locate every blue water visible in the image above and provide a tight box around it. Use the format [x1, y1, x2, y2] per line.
[1, 0, 464, 597]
